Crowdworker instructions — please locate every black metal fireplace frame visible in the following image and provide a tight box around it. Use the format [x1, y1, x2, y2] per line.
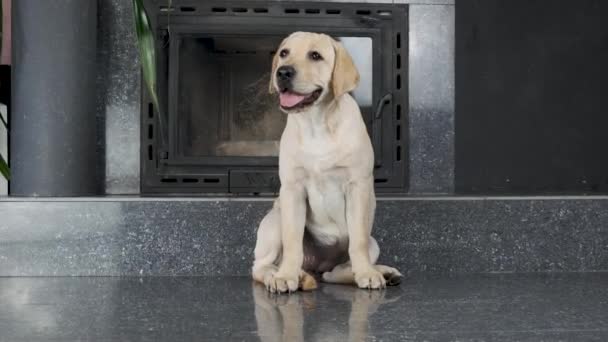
[141, 1, 408, 195]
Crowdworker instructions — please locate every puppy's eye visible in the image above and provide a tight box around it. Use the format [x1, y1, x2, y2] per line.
[309, 51, 323, 61]
[279, 49, 289, 58]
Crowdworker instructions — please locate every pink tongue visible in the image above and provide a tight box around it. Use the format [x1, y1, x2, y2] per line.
[280, 92, 306, 108]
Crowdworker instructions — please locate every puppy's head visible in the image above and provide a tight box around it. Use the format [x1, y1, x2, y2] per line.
[269, 32, 360, 113]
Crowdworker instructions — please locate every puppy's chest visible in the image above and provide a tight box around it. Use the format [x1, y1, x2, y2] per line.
[296, 134, 352, 243]
[305, 176, 349, 244]
[298, 144, 350, 226]
[298, 137, 349, 174]
[304, 148, 349, 245]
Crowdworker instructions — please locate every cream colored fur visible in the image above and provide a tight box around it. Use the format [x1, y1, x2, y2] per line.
[252, 32, 401, 293]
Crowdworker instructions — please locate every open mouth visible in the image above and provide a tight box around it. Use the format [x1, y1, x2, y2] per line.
[279, 88, 323, 110]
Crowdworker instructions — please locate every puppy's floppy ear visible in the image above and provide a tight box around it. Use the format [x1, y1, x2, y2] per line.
[331, 39, 360, 98]
[269, 49, 280, 94]
[269, 38, 287, 94]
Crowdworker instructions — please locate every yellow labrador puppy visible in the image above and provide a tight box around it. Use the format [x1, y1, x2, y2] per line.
[252, 32, 402, 293]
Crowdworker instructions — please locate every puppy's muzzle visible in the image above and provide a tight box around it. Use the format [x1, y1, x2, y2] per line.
[276, 65, 296, 92]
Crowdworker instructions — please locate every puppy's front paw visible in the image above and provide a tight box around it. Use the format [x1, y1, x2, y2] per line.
[265, 272, 300, 294]
[354, 269, 386, 290]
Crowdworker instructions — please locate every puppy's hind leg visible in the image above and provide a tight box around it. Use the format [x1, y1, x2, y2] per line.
[322, 237, 402, 286]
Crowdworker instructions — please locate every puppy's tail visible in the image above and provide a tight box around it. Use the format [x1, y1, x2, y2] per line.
[300, 271, 318, 291]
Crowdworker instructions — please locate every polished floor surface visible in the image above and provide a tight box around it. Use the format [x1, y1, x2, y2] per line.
[1, 273, 607, 341]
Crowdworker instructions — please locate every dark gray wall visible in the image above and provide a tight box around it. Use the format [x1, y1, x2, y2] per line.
[456, 0, 608, 194]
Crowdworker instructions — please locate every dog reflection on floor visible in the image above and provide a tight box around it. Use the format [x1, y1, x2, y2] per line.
[253, 283, 400, 341]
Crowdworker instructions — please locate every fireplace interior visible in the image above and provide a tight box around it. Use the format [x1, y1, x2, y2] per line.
[177, 35, 372, 159]
[141, 1, 408, 195]
[178, 36, 286, 159]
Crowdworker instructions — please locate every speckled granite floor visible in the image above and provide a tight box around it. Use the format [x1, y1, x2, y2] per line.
[1, 273, 607, 341]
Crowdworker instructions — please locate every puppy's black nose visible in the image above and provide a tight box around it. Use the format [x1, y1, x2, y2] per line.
[276, 65, 296, 81]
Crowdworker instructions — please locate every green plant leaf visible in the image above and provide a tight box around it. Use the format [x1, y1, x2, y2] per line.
[132, 0, 165, 144]
[132, 0, 158, 109]
[0, 154, 8, 180]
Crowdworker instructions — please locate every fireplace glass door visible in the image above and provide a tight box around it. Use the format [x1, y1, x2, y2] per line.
[176, 36, 372, 158]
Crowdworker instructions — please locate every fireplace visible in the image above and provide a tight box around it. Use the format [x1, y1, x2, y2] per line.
[141, 1, 408, 195]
